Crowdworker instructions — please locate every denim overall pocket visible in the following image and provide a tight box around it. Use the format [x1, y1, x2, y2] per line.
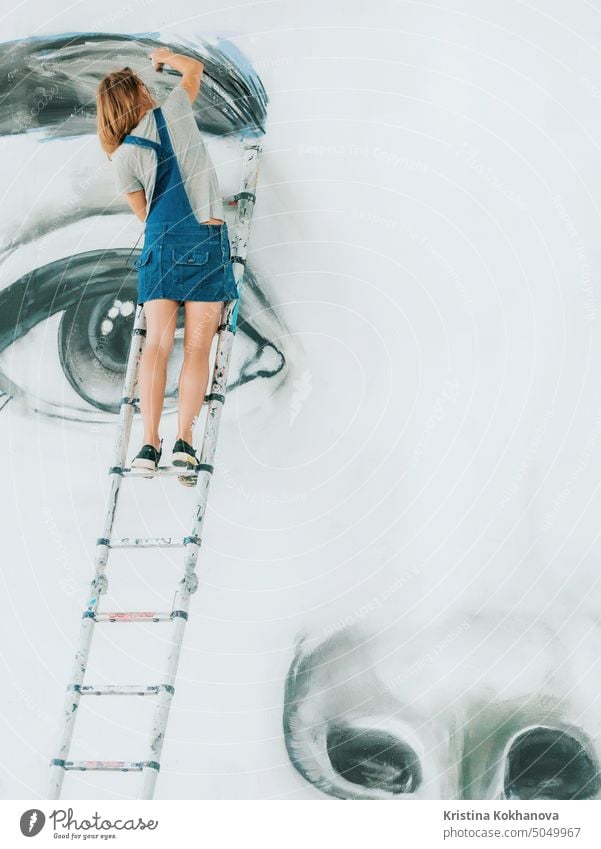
[171, 247, 210, 295]
[133, 247, 153, 294]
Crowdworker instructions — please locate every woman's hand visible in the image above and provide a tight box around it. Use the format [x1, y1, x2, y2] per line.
[149, 47, 174, 73]
[147, 48, 205, 102]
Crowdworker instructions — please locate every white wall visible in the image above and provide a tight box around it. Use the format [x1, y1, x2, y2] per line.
[1, 0, 601, 799]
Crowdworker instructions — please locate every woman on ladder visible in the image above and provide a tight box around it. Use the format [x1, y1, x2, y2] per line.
[96, 48, 238, 485]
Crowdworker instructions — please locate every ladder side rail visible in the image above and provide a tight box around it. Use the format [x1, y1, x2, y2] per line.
[94, 304, 147, 595]
[48, 305, 147, 798]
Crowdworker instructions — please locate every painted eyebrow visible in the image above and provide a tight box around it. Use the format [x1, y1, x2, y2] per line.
[0, 33, 267, 253]
[0, 33, 268, 139]
[3, 207, 129, 261]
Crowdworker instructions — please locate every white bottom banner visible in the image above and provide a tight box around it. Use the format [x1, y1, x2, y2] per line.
[1, 800, 601, 848]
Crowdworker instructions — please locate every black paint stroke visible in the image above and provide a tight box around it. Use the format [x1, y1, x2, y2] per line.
[0, 32, 268, 139]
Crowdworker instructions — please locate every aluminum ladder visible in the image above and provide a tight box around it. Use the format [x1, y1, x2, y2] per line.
[48, 142, 262, 800]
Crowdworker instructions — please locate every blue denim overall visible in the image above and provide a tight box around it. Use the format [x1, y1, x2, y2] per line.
[123, 105, 239, 306]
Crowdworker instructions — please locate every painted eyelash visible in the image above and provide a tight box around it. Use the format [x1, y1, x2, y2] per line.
[0, 389, 11, 413]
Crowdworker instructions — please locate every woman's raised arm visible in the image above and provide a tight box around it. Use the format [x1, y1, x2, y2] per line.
[149, 48, 205, 103]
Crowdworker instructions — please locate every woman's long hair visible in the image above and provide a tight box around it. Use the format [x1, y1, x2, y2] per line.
[96, 67, 156, 157]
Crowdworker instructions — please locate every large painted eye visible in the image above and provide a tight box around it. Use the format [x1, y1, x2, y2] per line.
[503, 726, 600, 800]
[0, 250, 285, 422]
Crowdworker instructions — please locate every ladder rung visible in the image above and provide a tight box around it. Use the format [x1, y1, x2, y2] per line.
[52, 759, 159, 773]
[89, 610, 188, 623]
[119, 466, 200, 477]
[97, 536, 198, 549]
[71, 684, 174, 696]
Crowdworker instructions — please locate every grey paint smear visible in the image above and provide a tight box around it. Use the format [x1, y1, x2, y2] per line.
[3, 207, 125, 255]
[0, 33, 268, 140]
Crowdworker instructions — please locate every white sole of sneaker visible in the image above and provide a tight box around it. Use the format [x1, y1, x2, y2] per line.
[171, 453, 198, 487]
[131, 458, 157, 478]
[172, 452, 197, 468]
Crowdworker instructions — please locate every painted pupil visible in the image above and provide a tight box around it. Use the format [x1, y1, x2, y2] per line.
[58, 291, 182, 413]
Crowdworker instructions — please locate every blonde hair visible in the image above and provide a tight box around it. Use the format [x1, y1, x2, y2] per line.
[96, 67, 156, 157]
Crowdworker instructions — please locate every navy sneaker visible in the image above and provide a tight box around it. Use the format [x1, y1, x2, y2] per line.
[171, 438, 199, 487]
[131, 439, 163, 477]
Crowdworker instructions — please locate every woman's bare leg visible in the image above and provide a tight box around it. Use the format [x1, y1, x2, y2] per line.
[138, 299, 179, 450]
[177, 300, 223, 445]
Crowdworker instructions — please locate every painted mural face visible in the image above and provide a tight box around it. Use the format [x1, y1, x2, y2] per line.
[3, 30, 599, 803]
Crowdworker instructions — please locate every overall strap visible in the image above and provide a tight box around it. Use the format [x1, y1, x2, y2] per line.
[121, 135, 162, 155]
[152, 107, 175, 155]
[134, 105, 196, 224]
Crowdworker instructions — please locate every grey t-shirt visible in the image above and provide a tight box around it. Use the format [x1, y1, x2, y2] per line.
[112, 85, 225, 223]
